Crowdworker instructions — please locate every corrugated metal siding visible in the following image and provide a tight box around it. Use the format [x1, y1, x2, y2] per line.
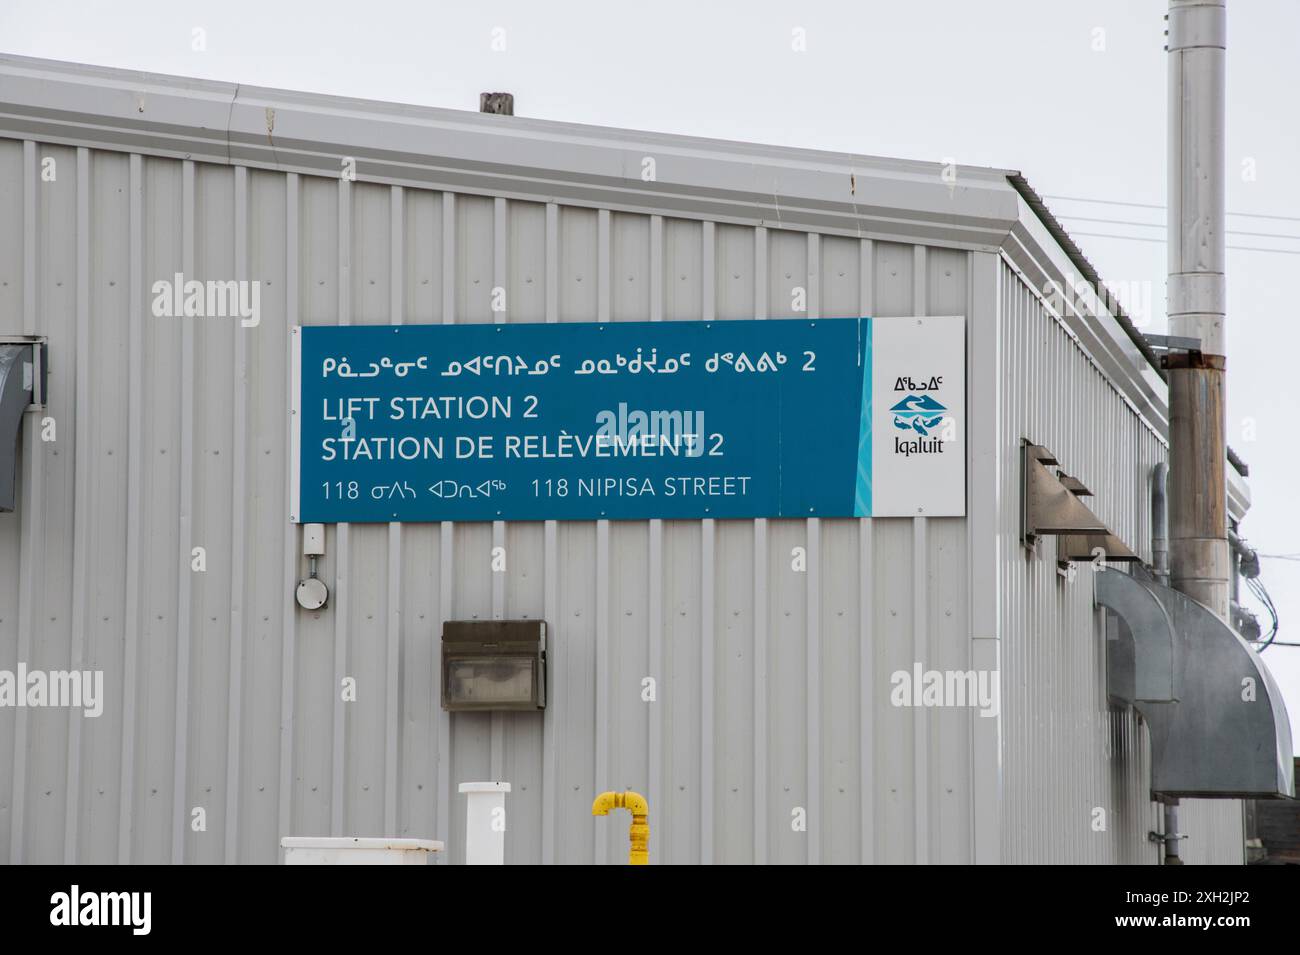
[995, 257, 1243, 864]
[0, 138, 991, 864]
[1179, 799, 1244, 865]
[0, 131, 1247, 865]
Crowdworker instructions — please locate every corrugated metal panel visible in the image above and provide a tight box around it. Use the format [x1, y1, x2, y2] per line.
[0, 121, 1246, 864]
[995, 256, 1244, 864]
[1179, 799, 1245, 865]
[0, 139, 992, 864]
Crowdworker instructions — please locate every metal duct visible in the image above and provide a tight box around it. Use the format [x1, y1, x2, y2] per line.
[0, 342, 36, 512]
[1097, 567, 1294, 799]
[1100, 569, 1176, 705]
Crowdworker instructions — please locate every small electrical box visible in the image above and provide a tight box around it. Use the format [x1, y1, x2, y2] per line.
[441, 620, 546, 712]
[302, 523, 326, 557]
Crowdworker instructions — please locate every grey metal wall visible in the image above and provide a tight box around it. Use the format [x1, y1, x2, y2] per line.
[994, 257, 1243, 863]
[0, 139, 987, 864]
[0, 134, 1243, 865]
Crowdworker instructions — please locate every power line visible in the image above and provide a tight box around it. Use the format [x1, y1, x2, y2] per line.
[1069, 230, 1300, 255]
[1247, 575, 1279, 649]
[1070, 230, 1166, 244]
[1058, 213, 1300, 242]
[1043, 193, 1300, 225]
[1046, 194, 1166, 211]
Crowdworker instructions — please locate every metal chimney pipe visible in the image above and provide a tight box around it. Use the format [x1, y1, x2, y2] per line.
[1167, 0, 1230, 620]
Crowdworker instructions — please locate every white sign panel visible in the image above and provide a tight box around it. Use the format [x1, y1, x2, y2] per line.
[870, 315, 965, 517]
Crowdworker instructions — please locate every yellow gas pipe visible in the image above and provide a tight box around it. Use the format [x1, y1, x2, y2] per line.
[591, 790, 649, 865]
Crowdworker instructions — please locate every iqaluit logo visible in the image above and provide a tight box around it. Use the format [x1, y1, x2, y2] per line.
[889, 387, 951, 457]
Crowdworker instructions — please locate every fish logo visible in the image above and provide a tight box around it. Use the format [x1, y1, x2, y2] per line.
[890, 393, 948, 437]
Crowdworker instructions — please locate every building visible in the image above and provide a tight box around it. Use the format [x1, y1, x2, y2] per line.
[0, 53, 1289, 865]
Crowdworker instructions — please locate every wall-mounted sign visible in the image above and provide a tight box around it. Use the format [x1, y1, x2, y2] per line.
[290, 316, 964, 523]
[869, 316, 966, 517]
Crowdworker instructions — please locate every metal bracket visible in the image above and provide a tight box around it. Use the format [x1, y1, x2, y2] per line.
[1021, 442, 1108, 547]
[1231, 601, 1261, 642]
[1142, 333, 1202, 354]
[1058, 533, 1140, 564]
[1025, 442, 1142, 573]
[0, 339, 47, 513]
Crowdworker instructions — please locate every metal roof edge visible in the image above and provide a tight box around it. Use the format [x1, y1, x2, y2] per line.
[1007, 173, 1166, 376]
[0, 53, 1019, 246]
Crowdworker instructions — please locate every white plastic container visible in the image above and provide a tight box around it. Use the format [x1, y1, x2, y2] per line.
[280, 837, 444, 865]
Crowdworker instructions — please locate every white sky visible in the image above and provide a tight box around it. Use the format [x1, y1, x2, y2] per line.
[3, 0, 1298, 750]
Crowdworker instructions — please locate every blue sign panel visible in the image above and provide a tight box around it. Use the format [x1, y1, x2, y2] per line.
[292, 318, 872, 522]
